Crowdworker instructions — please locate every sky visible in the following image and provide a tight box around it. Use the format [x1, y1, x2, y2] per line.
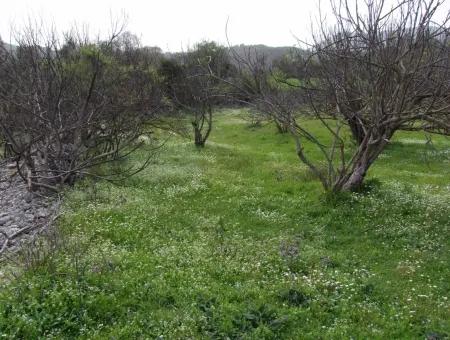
[0, 0, 328, 51]
[1, 0, 449, 51]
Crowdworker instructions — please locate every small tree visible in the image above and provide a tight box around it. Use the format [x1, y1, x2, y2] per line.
[224, 47, 302, 133]
[159, 42, 233, 147]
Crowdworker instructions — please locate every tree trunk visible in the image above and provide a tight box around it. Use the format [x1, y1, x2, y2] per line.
[334, 132, 393, 192]
[24, 154, 37, 191]
[341, 160, 370, 191]
[275, 119, 289, 134]
[194, 126, 205, 147]
[348, 117, 366, 145]
[3, 142, 13, 158]
[192, 108, 212, 148]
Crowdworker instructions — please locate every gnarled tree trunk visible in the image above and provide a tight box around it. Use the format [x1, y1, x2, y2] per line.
[192, 106, 212, 147]
[334, 130, 393, 191]
[275, 119, 289, 133]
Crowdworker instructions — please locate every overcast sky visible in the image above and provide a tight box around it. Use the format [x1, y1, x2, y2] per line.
[1, 0, 449, 51]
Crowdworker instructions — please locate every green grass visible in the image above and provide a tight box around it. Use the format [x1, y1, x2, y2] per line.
[1, 109, 449, 339]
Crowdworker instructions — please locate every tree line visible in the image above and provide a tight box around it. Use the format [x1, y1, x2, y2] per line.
[1, 0, 449, 193]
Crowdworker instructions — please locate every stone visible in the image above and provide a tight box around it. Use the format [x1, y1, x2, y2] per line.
[0, 216, 11, 226]
[8, 224, 20, 232]
[36, 208, 48, 218]
[25, 213, 35, 222]
[24, 192, 33, 203]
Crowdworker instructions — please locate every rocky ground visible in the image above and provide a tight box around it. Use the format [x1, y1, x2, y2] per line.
[0, 159, 59, 259]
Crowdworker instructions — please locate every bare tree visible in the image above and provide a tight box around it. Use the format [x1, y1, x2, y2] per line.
[223, 0, 449, 192]
[0, 24, 162, 191]
[159, 42, 233, 147]
[295, 0, 450, 191]
[221, 45, 302, 133]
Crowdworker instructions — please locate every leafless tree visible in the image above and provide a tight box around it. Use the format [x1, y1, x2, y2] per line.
[294, 0, 450, 191]
[222, 0, 449, 192]
[223, 45, 302, 133]
[0, 24, 162, 191]
[159, 42, 233, 147]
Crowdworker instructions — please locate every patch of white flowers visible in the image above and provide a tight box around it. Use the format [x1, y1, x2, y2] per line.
[164, 172, 207, 198]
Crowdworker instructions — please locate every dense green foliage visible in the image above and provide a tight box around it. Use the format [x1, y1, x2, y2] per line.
[0, 110, 449, 338]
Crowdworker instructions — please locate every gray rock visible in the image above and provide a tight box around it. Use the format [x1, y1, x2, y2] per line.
[25, 213, 35, 222]
[8, 225, 20, 235]
[24, 192, 33, 203]
[0, 216, 12, 226]
[36, 208, 48, 218]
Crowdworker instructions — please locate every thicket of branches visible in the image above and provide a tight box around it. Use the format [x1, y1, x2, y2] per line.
[301, 0, 449, 191]
[227, 0, 449, 192]
[1, 0, 449, 193]
[158, 41, 235, 147]
[0, 25, 163, 191]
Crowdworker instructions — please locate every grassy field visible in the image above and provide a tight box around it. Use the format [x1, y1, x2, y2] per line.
[0, 109, 449, 339]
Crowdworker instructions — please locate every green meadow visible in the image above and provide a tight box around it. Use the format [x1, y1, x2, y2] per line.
[1, 110, 449, 339]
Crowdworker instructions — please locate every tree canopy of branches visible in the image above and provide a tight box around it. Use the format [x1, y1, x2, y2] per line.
[159, 41, 234, 147]
[1, 1, 448, 193]
[219, 45, 303, 133]
[0, 25, 162, 191]
[229, 0, 449, 192]
[295, 0, 450, 191]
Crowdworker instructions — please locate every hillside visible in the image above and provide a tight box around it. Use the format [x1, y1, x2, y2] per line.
[228, 44, 302, 64]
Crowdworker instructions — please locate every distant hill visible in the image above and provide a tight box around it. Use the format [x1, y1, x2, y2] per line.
[228, 44, 302, 65]
[164, 44, 305, 66]
[1, 41, 303, 66]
